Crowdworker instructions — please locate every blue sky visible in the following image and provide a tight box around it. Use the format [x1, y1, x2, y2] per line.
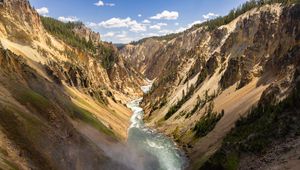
[30, 0, 248, 43]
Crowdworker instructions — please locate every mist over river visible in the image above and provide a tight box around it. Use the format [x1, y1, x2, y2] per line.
[126, 83, 186, 170]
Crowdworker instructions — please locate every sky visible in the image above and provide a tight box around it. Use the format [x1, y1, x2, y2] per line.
[29, 0, 248, 43]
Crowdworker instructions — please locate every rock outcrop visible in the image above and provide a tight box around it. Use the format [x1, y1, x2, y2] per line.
[72, 23, 101, 45]
[0, 47, 133, 170]
[1, 0, 300, 169]
[0, 0, 145, 169]
[121, 2, 300, 169]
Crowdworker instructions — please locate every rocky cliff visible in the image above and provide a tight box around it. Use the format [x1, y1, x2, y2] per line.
[0, 0, 145, 169]
[0, 47, 134, 170]
[72, 23, 101, 45]
[1, 0, 300, 169]
[121, 2, 300, 169]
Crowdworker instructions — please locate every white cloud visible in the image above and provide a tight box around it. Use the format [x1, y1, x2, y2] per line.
[106, 3, 115, 6]
[87, 11, 221, 43]
[203, 12, 219, 20]
[149, 23, 167, 30]
[58, 16, 79, 22]
[129, 21, 147, 32]
[181, 13, 218, 28]
[94, 0, 104, 6]
[116, 31, 127, 38]
[100, 31, 135, 43]
[98, 17, 146, 32]
[142, 19, 151, 24]
[94, 1, 115, 7]
[149, 25, 161, 30]
[114, 32, 136, 43]
[157, 23, 167, 26]
[87, 22, 98, 27]
[99, 17, 130, 28]
[150, 10, 179, 20]
[36, 7, 49, 16]
[102, 32, 115, 38]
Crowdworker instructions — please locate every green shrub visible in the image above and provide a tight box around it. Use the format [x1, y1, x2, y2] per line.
[201, 81, 300, 169]
[164, 84, 196, 120]
[186, 90, 218, 118]
[193, 103, 224, 138]
[164, 104, 181, 120]
[224, 152, 239, 170]
[41, 17, 95, 51]
[17, 89, 50, 113]
[196, 69, 208, 87]
[194, 0, 300, 31]
[135, 0, 300, 44]
[98, 44, 118, 70]
[70, 104, 115, 137]
[186, 95, 204, 118]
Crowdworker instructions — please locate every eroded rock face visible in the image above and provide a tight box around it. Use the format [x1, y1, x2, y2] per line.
[1, 0, 42, 33]
[44, 48, 144, 104]
[0, 0, 144, 102]
[0, 0, 145, 169]
[220, 57, 241, 89]
[120, 38, 164, 78]
[127, 3, 299, 107]
[206, 52, 219, 76]
[0, 48, 134, 170]
[122, 3, 300, 168]
[73, 24, 101, 45]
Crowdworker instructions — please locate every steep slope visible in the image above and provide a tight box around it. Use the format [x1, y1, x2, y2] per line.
[0, 47, 131, 169]
[121, 38, 165, 78]
[121, 1, 300, 169]
[0, 0, 144, 138]
[0, 0, 145, 169]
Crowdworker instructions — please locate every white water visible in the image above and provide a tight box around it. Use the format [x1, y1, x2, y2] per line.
[127, 83, 186, 170]
[140, 79, 153, 94]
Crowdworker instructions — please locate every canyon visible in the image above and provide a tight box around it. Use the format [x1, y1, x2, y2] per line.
[0, 0, 300, 170]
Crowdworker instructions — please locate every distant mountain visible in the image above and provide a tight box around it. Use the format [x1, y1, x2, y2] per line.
[114, 43, 126, 49]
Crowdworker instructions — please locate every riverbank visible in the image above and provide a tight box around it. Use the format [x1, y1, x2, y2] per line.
[126, 83, 187, 170]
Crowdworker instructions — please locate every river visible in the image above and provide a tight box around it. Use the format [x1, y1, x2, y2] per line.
[126, 83, 186, 170]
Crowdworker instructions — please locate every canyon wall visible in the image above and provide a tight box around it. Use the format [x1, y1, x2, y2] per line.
[121, 3, 300, 169]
